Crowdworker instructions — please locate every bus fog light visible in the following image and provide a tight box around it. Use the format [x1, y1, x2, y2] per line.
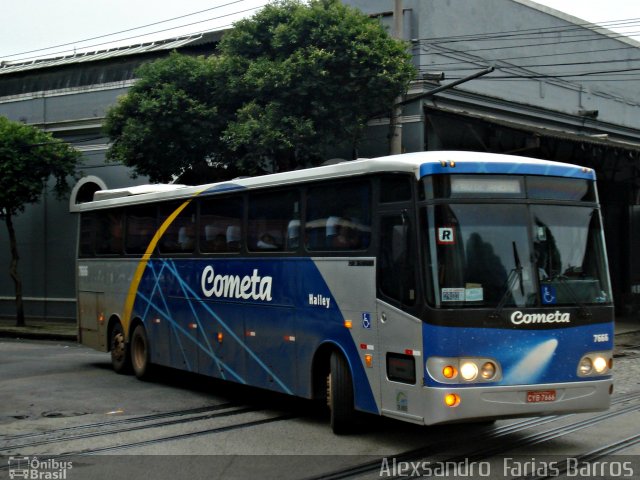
[480, 361, 496, 380]
[593, 356, 608, 373]
[460, 362, 478, 381]
[579, 357, 592, 375]
[444, 393, 460, 407]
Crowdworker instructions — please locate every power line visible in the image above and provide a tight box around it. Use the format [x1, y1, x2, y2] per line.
[419, 57, 640, 74]
[3, 2, 267, 64]
[413, 17, 640, 45]
[416, 44, 638, 68]
[1, 0, 248, 60]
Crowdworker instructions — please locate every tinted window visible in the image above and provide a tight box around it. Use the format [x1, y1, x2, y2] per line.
[526, 177, 595, 201]
[200, 196, 244, 253]
[248, 190, 299, 252]
[380, 174, 412, 203]
[306, 180, 371, 251]
[95, 209, 124, 255]
[378, 214, 416, 305]
[125, 206, 156, 254]
[79, 213, 95, 257]
[158, 202, 196, 254]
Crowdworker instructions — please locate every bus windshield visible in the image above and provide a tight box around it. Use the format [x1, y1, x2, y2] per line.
[427, 204, 612, 308]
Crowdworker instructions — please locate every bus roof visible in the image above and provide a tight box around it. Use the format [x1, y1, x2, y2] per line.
[73, 151, 595, 212]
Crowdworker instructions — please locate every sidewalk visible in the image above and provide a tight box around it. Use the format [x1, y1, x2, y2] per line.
[0, 314, 638, 342]
[0, 317, 77, 341]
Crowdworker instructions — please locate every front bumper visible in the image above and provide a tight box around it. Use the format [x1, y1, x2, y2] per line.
[420, 378, 612, 425]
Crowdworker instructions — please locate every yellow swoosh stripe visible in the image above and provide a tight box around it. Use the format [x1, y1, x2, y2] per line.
[121, 197, 195, 338]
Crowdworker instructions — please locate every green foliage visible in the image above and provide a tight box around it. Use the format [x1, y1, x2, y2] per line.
[104, 53, 222, 183]
[0, 116, 80, 217]
[0, 116, 80, 326]
[105, 0, 416, 181]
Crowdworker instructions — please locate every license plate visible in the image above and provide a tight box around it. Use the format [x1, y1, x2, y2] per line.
[527, 390, 556, 403]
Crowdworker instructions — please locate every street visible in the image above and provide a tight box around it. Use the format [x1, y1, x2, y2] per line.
[1, 332, 640, 479]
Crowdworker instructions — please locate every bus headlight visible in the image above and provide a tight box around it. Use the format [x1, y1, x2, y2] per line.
[577, 352, 612, 377]
[593, 356, 608, 374]
[579, 357, 592, 375]
[481, 361, 497, 380]
[460, 362, 478, 381]
[426, 357, 501, 384]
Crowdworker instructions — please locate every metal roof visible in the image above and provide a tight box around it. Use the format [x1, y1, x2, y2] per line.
[0, 30, 225, 76]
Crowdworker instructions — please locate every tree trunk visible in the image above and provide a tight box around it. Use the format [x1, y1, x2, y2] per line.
[5, 213, 25, 327]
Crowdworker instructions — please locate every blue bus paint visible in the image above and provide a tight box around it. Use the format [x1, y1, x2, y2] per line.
[419, 161, 596, 180]
[422, 322, 614, 387]
[129, 257, 379, 413]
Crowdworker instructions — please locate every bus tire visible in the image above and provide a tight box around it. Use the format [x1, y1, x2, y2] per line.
[130, 324, 153, 380]
[328, 351, 355, 434]
[110, 322, 131, 374]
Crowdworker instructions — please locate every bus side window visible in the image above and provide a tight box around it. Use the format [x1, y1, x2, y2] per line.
[125, 206, 156, 255]
[158, 202, 196, 253]
[200, 196, 243, 253]
[306, 180, 371, 251]
[248, 190, 299, 252]
[95, 210, 123, 255]
[378, 214, 416, 306]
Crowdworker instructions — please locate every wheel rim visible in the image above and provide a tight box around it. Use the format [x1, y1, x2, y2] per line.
[112, 332, 125, 363]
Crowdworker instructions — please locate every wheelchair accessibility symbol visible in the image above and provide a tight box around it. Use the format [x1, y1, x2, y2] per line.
[362, 313, 371, 329]
[541, 285, 557, 305]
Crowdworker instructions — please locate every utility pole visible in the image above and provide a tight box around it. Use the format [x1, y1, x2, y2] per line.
[389, 0, 403, 155]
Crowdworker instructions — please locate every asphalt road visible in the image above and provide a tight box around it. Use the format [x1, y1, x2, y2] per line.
[1, 336, 640, 479]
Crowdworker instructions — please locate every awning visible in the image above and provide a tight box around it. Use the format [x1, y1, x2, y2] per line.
[425, 105, 640, 152]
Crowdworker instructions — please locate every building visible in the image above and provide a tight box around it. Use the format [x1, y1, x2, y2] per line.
[0, 0, 639, 320]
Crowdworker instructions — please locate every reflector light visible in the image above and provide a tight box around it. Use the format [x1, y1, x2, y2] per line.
[217, 332, 223, 343]
[405, 349, 413, 355]
[365, 354, 373, 368]
[188, 323, 198, 330]
[444, 393, 460, 407]
[344, 320, 353, 328]
[153, 318, 161, 324]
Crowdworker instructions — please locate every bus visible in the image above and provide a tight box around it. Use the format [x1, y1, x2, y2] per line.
[74, 151, 614, 433]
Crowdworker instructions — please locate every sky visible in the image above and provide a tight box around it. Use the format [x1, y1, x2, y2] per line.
[0, 0, 638, 63]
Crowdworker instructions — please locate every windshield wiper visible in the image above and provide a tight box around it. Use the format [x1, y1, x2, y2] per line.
[488, 242, 524, 320]
[512, 241, 524, 296]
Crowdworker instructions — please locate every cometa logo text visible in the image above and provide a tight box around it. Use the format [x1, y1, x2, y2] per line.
[201, 267, 273, 301]
[510, 311, 571, 325]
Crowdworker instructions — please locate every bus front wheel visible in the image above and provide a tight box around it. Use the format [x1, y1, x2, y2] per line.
[327, 352, 355, 434]
[110, 322, 131, 374]
[130, 325, 153, 380]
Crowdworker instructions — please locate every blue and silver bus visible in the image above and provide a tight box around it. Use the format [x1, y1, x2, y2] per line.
[74, 151, 614, 433]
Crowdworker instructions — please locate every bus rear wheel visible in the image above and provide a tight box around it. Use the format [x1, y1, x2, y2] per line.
[110, 322, 131, 374]
[130, 325, 153, 380]
[327, 352, 356, 434]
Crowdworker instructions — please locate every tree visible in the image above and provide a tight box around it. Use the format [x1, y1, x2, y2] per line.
[104, 53, 224, 183]
[105, 0, 416, 181]
[218, 0, 416, 173]
[0, 117, 80, 326]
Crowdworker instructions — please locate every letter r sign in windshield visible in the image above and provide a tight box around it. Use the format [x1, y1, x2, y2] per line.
[437, 227, 455, 245]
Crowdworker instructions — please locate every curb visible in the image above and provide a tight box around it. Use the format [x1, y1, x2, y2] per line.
[0, 328, 77, 342]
